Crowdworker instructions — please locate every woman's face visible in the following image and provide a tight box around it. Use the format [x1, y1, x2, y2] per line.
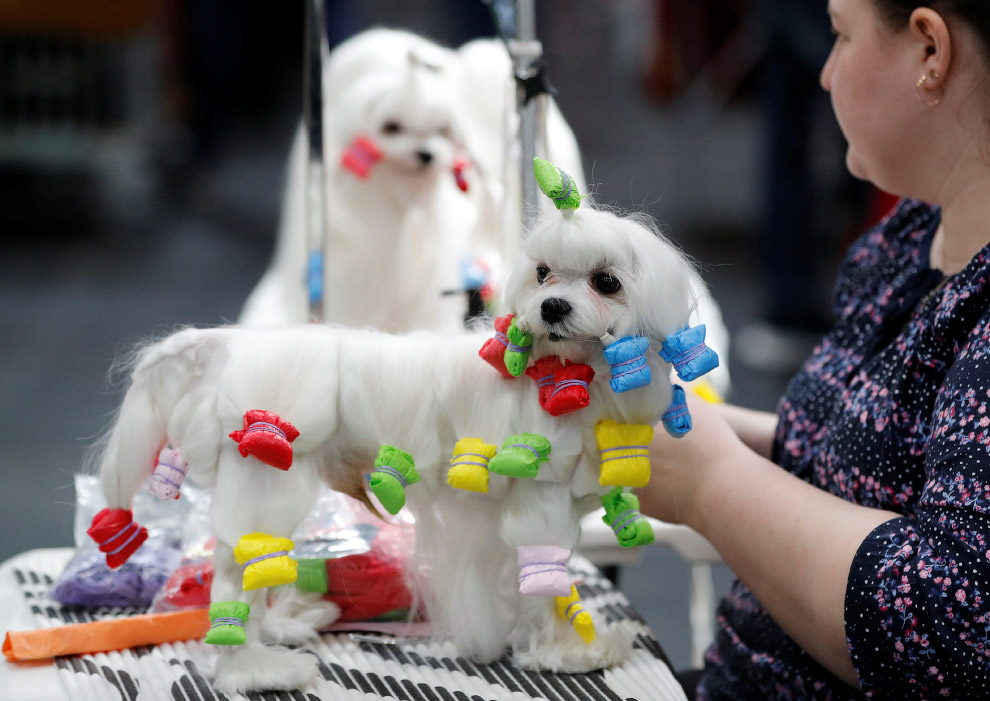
[820, 0, 921, 193]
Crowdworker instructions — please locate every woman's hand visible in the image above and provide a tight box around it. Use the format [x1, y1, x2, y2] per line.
[637, 393, 751, 529]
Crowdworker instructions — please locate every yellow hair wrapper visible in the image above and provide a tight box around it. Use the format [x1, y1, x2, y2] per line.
[555, 584, 596, 644]
[234, 532, 297, 591]
[595, 420, 654, 488]
[447, 438, 497, 493]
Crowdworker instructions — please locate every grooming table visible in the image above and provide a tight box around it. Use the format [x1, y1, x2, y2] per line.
[1, 548, 687, 700]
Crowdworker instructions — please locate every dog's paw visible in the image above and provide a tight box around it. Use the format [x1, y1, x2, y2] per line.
[512, 624, 634, 674]
[262, 589, 341, 645]
[212, 643, 317, 694]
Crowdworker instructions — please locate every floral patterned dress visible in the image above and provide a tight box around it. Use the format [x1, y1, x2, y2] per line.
[699, 199, 990, 700]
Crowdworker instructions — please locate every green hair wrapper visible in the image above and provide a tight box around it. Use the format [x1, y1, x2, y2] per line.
[601, 487, 654, 548]
[489, 433, 551, 478]
[205, 601, 250, 645]
[370, 444, 419, 515]
[534, 157, 582, 211]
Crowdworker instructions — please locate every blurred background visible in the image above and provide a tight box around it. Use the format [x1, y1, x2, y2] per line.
[0, 0, 891, 673]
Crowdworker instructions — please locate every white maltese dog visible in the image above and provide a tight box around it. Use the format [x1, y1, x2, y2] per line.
[88, 161, 718, 693]
[239, 29, 586, 333]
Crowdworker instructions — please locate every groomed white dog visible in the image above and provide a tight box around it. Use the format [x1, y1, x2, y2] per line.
[240, 28, 586, 332]
[90, 162, 711, 694]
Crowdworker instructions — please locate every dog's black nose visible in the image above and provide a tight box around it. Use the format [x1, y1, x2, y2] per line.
[541, 297, 572, 324]
[416, 150, 434, 165]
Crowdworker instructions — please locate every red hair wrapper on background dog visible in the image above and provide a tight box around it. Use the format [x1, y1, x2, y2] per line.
[87, 508, 149, 569]
[526, 356, 595, 416]
[340, 135, 382, 179]
[479, 314, 516, 378]
[452, 156, 470, 193]
[229, 410, 300, 470]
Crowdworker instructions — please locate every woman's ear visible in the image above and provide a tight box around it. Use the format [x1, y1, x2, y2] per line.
[909, 8, 952, 90]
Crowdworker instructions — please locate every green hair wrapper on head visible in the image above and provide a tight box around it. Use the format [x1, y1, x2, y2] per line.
[370, 444, 419, 515]
[489, 433, 551, 478]
[534, 157, 583, 212]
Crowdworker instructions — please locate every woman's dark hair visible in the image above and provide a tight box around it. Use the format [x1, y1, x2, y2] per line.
[872, 1, 990, 56]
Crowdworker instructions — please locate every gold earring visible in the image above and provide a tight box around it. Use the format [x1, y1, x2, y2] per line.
[916, 69, 941, 107]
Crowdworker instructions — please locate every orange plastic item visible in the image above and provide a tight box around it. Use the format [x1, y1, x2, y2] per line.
[3, 609, 210, 662]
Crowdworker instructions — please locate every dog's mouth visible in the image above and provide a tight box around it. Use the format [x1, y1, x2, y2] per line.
[549, 332, 564, 342]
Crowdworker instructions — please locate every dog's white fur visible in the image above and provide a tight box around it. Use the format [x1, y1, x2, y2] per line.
[239, 29, 588, 333]
[97, 196, 700, 692]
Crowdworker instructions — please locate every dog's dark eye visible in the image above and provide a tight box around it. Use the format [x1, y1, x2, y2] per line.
[536, 265, 550, 284]
[382, 121, 402, 135]
[593, 272, 621, 294]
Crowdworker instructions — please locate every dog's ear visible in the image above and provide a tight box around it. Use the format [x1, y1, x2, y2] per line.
[624, 219, 703, 344]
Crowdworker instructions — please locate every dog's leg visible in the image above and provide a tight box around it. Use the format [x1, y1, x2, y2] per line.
[208, 449, 321, 694]
[500, 480, 580, 598]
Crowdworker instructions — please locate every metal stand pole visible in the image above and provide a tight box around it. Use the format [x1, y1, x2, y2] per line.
[304, 0, 329, 322]
[510, 0, 542, 237]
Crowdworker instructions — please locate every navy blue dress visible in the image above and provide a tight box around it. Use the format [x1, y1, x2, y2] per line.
[699, 199, 990, 699]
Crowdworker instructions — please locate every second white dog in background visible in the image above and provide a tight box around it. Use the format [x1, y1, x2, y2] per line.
[239, 29, 586, 333]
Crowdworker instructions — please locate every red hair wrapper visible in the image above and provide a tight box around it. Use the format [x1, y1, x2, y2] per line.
[229, 410, 300, 471]
[87, 508, 149, 569]
[526, 356, 595, 417]
[478, 314, 516, 378]
[340, 135, 382, 179]
[452, 156, 470, 193]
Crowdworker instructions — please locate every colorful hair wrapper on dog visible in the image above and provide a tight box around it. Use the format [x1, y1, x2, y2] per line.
[601, 487, 655, 548]
[503, 317, 534, 377]
[447, 437, 497, 493]
[87, 508, 149, 569]
[479, 314, 516, 378]
[555, 584, 596, 644]
[489, 433, 551, 478]
[525, 357, 595, 416]
[518, 545, 571, 596]
[204, 601, 249, 646]
[533, 157, 583, 212]
[659, 324, 720, 382]
[2, 609, 211, 661]
[149, 446, 188, 500]
[229, 410, 300, 470]
[369, 444, 419, 514]
[453, 155, 470, 192]
[234, 533, 297, 591]
[595, 420, 654, 488]
[662, 384, 693, 437]
[340, 135, 382, 179]
[602, 336, 652, 393]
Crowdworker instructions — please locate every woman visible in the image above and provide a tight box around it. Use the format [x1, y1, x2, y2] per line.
[640, 0, 990, 698]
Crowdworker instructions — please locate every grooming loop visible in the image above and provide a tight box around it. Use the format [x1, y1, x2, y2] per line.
[602, 336, 652, 393]
[149, 446, 188, 500]
[595, 420, 654, 488]
[87, 508, 149, 569]
[488, 433, 551, 478]
[205, 601, 250, 645]
[447, 437, 498, 493]
[517, 545, 571, 597]
[340, 135, 382, 179]
[478, 314, 516, 378]
[229, 410, 300, 471]
[234, 533, 297, 591]
[526, 357, 594, 416]
[662, 384, 693, 437]
[369, 444, 419, 514]
[601, 487, 655, 548]
[555, 584, 597, 644]
[504, 317, 534, 377]
[659, 324, 720, 382]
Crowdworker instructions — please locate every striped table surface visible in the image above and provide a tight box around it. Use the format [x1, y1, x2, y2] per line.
[1, 549, 687, 701]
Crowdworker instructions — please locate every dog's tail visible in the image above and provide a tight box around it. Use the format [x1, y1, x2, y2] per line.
[93, 327, 229, 510]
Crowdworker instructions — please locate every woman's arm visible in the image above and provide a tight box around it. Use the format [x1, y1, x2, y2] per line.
[640, 394, 898, 687]
[708, 401, 778, 458]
